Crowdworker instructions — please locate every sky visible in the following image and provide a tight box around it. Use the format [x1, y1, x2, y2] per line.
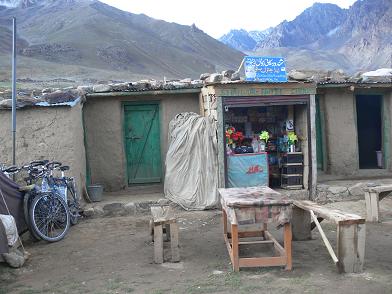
[99, 0, 357, 38]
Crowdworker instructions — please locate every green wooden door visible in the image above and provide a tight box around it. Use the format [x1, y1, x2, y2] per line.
[124, 104, 161, 184]
[315, 95, 324, 170]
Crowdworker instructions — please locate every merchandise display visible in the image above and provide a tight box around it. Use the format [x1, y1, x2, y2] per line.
[224, 105, 303, 189]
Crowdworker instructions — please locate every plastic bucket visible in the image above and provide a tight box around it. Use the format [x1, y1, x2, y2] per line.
[87, 185, 104, 202]
[376, 151, 383, 168]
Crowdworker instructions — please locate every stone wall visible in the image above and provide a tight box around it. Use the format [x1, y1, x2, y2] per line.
[0, 104, 86, 199]
[315, 178, 392, 203]
[83, 93, 200, 191]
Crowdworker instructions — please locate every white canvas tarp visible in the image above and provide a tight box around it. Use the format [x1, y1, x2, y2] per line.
[164, 112, 219, 210]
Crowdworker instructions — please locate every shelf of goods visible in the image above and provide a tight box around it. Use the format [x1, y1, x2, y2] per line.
[281, 152, 303, 190]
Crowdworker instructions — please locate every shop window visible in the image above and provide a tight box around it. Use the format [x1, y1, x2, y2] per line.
[224, 105, 304, 189]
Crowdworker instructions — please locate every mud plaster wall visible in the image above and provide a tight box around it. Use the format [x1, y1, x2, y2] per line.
[83, 93, 200, 191]
[0, 104, 86, 199]
[322, 89, 358, 175]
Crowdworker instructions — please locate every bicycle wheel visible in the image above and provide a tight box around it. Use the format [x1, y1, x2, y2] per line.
[23, 192, 41, 241]
[29, 192, 70, 242]
[67, 180, 80, 225]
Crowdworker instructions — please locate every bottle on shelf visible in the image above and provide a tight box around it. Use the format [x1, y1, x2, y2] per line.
[251, 136, 259, 153]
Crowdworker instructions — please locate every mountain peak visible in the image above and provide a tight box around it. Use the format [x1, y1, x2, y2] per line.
[0, 0, 79, 8]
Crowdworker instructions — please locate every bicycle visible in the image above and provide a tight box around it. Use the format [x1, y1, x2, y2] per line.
[43, 162, 80, 226]
[1, 161, 70, 242]
[26, 161, 71, 242]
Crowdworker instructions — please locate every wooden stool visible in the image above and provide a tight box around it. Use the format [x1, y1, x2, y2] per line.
[150, 206, 180, 263]
[364, 185, 392, 222]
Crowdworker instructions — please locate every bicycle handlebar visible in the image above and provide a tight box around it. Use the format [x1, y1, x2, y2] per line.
[46, 161, 62, 170]
[2, 165, 19, 174]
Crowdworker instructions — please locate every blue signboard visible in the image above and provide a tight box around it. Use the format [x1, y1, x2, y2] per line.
[244, 56, 287, 82]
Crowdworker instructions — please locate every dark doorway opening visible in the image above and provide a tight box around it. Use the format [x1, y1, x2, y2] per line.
[356, 95, 382, 169]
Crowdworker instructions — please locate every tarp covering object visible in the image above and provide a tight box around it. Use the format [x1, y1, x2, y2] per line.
[164, 112, 219, 210]
[0, 172, 26, 254]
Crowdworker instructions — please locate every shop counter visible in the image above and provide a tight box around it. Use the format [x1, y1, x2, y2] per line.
[227, 152, 269, 188]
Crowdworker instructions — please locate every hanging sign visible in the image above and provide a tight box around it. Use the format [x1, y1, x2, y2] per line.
[244, 56, 287, 82]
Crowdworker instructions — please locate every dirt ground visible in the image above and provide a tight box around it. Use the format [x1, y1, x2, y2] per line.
[1, 199, 392, 294]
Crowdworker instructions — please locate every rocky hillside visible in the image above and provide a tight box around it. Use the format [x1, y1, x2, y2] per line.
[220, 0, 392, 72]
[0, 0, 243, 82]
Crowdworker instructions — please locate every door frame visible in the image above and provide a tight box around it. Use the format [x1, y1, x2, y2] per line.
[122, 101, 162, 185]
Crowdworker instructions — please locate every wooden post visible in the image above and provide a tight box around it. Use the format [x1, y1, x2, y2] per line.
[170, 222, 180, 262]
[284, 223, 292, 270]
[371, 192, 380, 222]
[231, 224, 239, 272]
[291, 206, 312, 241]
[337, 223, 366, 273]
[365, 191, 380, 222]
[309, 94, 318, 199]
[154, 224, 163, 264]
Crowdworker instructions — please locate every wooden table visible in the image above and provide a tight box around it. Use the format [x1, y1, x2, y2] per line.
[218, 186, 293, 271]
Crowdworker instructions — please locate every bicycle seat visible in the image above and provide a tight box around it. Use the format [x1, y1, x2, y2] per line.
[59, 166, 70, 171]
[19, 184, 36, 192]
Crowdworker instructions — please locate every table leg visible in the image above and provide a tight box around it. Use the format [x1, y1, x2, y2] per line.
[154, 224, 163, 264]
[223, 209, 228, 237]
[231, 223, 239, 272]
[284, 223, 292, 271]
[261, 223, 267, 239]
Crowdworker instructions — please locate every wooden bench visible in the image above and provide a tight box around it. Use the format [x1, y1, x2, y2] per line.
[150, 206, 180, 264]
[292, 200, 366, 273]
[364, 185, 392, 222]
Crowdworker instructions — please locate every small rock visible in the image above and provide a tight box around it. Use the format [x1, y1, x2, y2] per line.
[180, 78, 192, 83]
[93, 206, 104, 216]
[124, 202, 136, 215]
[199, 73, 210, 80]
[157, 199, 170, 206]
[348, 183, 366, 197]
[109, 83, 130, 92]
[83, 207, 94, 217]
[222, 70, 235, 78]
[92, 84, 111, 93]
[77, 85, 93, 94]
[2, 248, 25, 268]
[0, 99, 12, 108]
[231, 71, 240, 81]
[130, 81, 151, 91]
[288, 70, 312, 81]
[208, 73, 223, 83]
[328, 186, 348, 195]
[41, 88, 53, 94]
